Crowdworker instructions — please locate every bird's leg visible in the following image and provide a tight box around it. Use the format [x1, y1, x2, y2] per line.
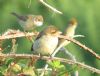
[28, 56, 37, 67]
[39, 53, 43, 59]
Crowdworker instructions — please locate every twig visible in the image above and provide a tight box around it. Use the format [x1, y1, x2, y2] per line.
[0, 30, 38, 40]
[58, 35, 100, 60]
[73, 35, 85, 38]
[39, 0, 63, 14]
[0, 53, 100, 74]
[11, 39, 17, 54]
[28, 0, 31, 8]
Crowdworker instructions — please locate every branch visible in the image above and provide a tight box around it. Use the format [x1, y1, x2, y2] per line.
[28, 0, 32, 8]
[0, 53, 100, 74]
[39, 0, 63, 14]
[40, 47, 80, 76]
[0, 30, 99, 60]
[59, 35, 100, 60]
[0, 29, 38, 40]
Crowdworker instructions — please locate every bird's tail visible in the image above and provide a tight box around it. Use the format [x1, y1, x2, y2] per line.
[31, 44, 34, 51]
[11, 12, 21, 19]
[11, 12, 27, 21]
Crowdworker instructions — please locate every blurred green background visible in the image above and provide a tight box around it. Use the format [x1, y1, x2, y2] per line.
[0, 0, 100, 76]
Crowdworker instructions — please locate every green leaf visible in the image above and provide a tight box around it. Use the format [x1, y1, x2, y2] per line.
[5, 58, 14, 66]
[12, 63, 21, 72]
[0, 71, 3, 76]
[23, 66, 36, 76]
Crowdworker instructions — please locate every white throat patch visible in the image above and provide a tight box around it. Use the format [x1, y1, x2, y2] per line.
[34, 21, 43, 26]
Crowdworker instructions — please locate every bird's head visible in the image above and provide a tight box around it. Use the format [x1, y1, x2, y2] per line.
[28, 15, 44, 26]
[69, 18, 78, 27]
[44, 25, 62, 36]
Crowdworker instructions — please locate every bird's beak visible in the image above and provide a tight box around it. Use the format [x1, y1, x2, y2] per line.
[56, 31, 62, 35]
[36, 21, 43, 26]
[34, 20, 43, 26]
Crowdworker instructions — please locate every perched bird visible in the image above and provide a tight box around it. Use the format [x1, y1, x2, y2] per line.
[51, 18, 78, 56]
[11, 12, 43, 31]
[59, 18, 78, 46]
[31, 25, 62, 55]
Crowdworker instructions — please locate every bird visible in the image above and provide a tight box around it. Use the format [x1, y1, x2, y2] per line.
[11, 12, 43, 31]
[58, 18, 78, 76]
[31, 25, 62, 56]
[51, 18, 78, 56]
[59, 18, 78, 46]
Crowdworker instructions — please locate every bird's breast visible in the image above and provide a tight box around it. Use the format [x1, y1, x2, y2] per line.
[33, 35, 58, 55]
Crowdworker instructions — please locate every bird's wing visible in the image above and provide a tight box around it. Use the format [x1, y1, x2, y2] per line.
[11, 12, 28, 21]
[31, 31, 44, 51]
[35, 31, 44, 40]
[18, 15, 28, 21]
[31, 44, 34, 51]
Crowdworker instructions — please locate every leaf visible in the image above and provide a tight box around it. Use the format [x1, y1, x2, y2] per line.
[23, 66, 36, 76]
[5, 58, 14, 66]
[11, 63, 21, 72]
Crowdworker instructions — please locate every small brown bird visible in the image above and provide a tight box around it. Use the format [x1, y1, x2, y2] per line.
[11, 12, 43, 31]
[31, 25, 62, 55]
[59, 18, 78, 46]
[51, 18, 78, 56]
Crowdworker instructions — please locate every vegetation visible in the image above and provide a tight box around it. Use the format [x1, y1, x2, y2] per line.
[0, 0, 100, 76]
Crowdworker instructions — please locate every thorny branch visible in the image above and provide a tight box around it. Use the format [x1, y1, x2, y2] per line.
[59, 35, 100, 60]
[0, 29, 100, 60]
[0, 29, 38, 40]
[0, 30, 100, 74]
[0, 54, 100, 74]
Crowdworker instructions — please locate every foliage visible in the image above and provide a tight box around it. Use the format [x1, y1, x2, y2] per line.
[0, 0, 100, 76]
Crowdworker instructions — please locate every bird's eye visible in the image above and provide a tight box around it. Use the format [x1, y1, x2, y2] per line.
[51, 30, 56, 33]
[35, 18, 41, 22]
[37, 18, 41, 21]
